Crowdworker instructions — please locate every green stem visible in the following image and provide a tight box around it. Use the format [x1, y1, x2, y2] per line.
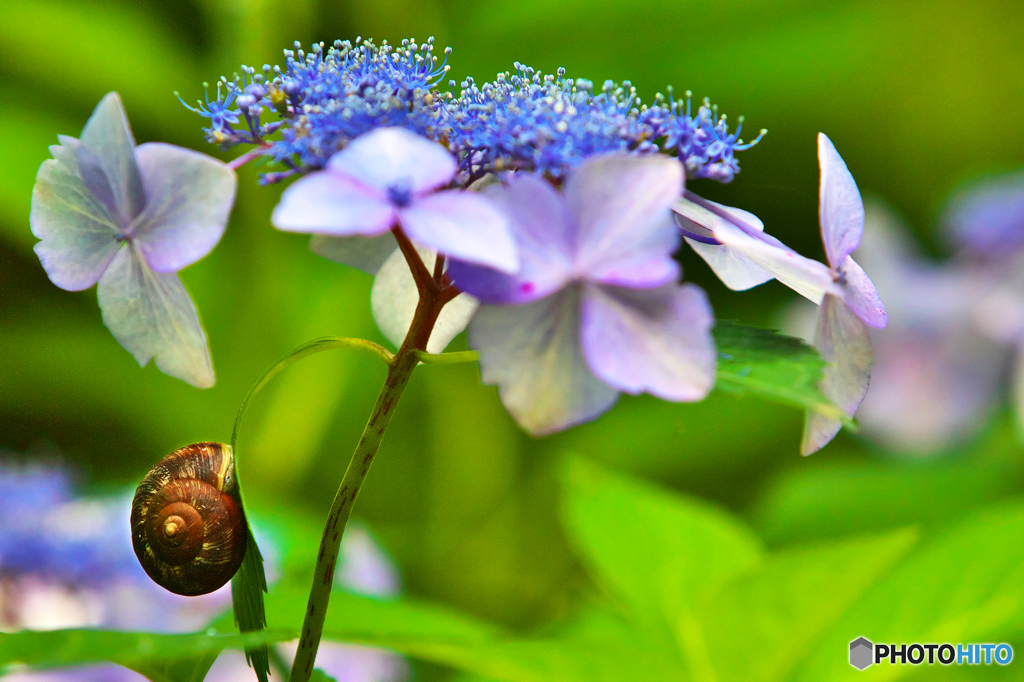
[289, 229, 453, 681]
[231, 337, 393, 453]
[414, 349, 480, 365]
[229, 337, 394, 682]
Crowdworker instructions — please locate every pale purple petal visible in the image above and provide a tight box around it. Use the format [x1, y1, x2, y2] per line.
[709, 213, 842, 303]
[97, 245, 215, 388]
[30, 137, 123, 291]
[685, 238, 776, 291]
[469, 287, 618, 435]
[446, 174, 573, 304]
[801, 294, 874, 455]
[129, 143, 236, 272]
[580, 283, 715, 401]
[310, 233, 398, 275]
[399, 190, 519, 273]
[839, 256, 888, 328]
[674, 198, 775, 291]
[567, 155, 682, 288]
[327, 127, 456, 194]
[818, 133, 865, 268]
[272, 170, 394, 236]
[79, 92, 145, 224]
[370, 245, 478, 352]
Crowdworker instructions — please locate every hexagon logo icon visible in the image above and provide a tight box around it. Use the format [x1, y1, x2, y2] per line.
[850, 637, 874, 670]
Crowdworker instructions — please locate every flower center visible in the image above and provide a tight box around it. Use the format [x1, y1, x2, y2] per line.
[387, 181, 413, 208]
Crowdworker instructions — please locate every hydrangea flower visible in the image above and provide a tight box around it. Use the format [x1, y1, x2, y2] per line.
[273, 127, 517, 273]
[30, 93, 236, 388]
[674, 134, 887, 453]
[444, 68, 761, 181]
[447, 155, 715, 435]
[182, 39, 762, 187]
[272, 127, 514, 350]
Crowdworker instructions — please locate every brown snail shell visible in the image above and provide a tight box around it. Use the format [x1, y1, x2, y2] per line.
[131, 442, 247, 596]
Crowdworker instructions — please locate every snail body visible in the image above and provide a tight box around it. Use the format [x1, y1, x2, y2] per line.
[131, 442, 247, 596]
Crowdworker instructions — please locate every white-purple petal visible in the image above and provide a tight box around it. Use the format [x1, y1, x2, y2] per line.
[399, 190, 519, 273]
[310, 233, 398, 275]
[567, 155, 682, 288]
[129, 143, 236, 272]
[673, 199, 775, 291]
[79, 92, 145, 225]
[801, 293, 874, 455]
[818, 133, 865, 268]
[30, 137, 123, 291]
[838, 256, 888, 329]
[272, 171, 395, 237]
[97, 244, 215, 388]
[580, 283, 715, 401]
[327, 127, 456, 195]
[446, 174, 573, 304]
[685, 237, 777, 291]
[370, 245, 478, 353]
[469, 287, 618, 435]
[708, 213, 842, 303]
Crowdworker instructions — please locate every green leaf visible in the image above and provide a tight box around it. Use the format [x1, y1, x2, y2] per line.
[231, 527, 270, 682]
[0, 629, 296, 682]
[699, 528, 919, 682]
[794, 502, 1024, 681]
[558, 455, 762, 678]
[712, 320, 849, 424]
[751, 426, 1023, 546]
[310, 670, 338, 682]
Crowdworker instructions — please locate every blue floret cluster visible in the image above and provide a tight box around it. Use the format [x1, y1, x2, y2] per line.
[180, 37, 763, 184]
[0, 459, 133, 585]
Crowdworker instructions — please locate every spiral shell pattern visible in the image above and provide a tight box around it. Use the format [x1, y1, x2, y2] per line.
[131, 442, 247, 596]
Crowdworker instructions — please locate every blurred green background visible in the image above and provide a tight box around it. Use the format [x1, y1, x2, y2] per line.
[2, 0, 1024, 672]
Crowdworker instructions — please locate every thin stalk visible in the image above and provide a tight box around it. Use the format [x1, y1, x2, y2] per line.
[289, 231, 454, 682]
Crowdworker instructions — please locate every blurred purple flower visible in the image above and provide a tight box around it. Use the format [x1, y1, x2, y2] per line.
[30, 93, 236, 388]
[272, 127, 518, 274]
[0, 457, 231, 633]
[944, 169, 1024, 258]
[0, 456, 406, 681]
[447, 155, 715, 435]
[846, 202, 1023, 453]
[0, 455, 232, 680]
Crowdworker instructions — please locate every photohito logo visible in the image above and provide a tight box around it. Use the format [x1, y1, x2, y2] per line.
[849, 637, 1013, 670]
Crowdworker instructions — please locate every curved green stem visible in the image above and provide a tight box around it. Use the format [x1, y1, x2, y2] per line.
[231, 337, 394, 453]
[414, 349, 480, 365]
[228, 336, 393, 682]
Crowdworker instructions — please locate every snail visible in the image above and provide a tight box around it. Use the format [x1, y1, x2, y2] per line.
[131, 442, 247, 596]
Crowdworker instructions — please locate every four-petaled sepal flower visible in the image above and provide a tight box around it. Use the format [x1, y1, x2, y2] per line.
[448, 156, 716, 435]
[31, 92, 236, 388]
[801, 133, 887, 454]
[671, 134, 887, 452]
[272, 127, 518, 274]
